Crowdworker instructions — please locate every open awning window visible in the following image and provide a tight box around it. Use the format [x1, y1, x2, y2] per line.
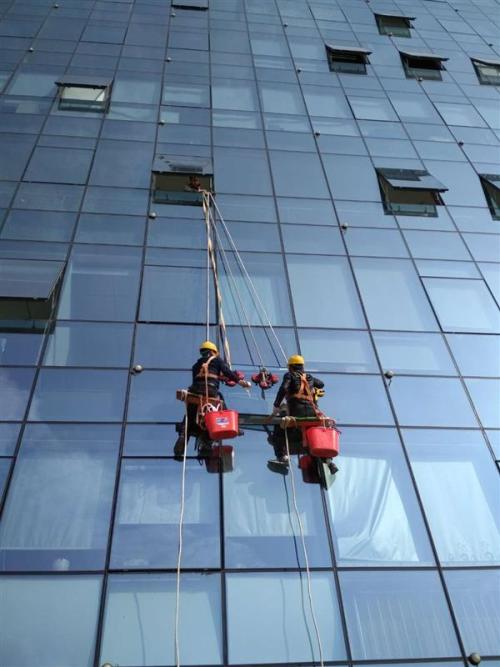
[172, 0, 208, 8]
[379, 169, 448, 192]
[479, 174, 500, 219]
[375, 13, 415, 37]
[326, 44, 372, 74]
[400, 50, 448, 80]
[472, 57, 500, 85]
[56, 75, 113, 112]
[377, 169, 447, 217]
[152, 156, 213, 206]
[0, 259, 65, 331]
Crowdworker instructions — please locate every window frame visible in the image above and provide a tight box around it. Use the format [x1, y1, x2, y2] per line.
[56, 75, 113, 113]
[325, 44, 371, 75]
[479, 174, 500, 220]
[151, 155, 213, 206]
[171, 0, 208, 9]
[376, 168, 447, 217]
[400, 50, 448, 81]
[375, 13, 414, 38]
[472, 57, 500, 85]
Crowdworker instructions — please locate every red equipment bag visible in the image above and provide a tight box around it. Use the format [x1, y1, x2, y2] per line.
[204, 409, 239, 440]
[304, 426, 340, 458]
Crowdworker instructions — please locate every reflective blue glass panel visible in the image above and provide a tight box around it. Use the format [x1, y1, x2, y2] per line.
[340, 570, 460, 659]
[465, 379, 500, 428]
[224, 431, 330, 568]
[44, 322, 133, 367]
[123, 424, 177, 457]
[134, 324, 212, 370]
[445, 570, 500, 656]
[0, 368, 35, 420]
[423, 278, 500, 333]
[0, 423, 20, 456]
[404, 429, 500, 565]
[287, 255, 365, 328]
[100, 573, 222, 666]
[390, 377, 478, 427]
[0, 459, 11, 500]
[0, 332, 42, 366]
[328, 428, 434, 566]
[353, 258, 439, 331]
[226, 572, 346, 663]
[0, 424, 120, 570]
[110, 459, 220, 569]
[28, 369, 128, 421]
[299, 329, 378, 372]
[127, 370, 189, 422]
[320, 375, 394, 425]
[373, 332, 457, 375]
[0, 575, 101, 667]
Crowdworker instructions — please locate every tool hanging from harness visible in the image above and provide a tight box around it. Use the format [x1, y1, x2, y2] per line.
[251, 367, 279, 398]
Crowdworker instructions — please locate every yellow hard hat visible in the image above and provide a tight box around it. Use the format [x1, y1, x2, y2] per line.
[288, 354, 305, 366]
[200, 340, 218, 354]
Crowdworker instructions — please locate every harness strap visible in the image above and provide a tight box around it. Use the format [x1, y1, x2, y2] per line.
[289, 373, 325, 421]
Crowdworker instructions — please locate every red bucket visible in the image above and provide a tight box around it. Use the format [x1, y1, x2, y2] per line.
[304, 426, 340, 458]
[204, 410, 239, 440]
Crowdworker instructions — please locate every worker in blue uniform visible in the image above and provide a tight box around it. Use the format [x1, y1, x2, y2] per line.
[268, 354, 338, 474]
[174, 341, 250, 458]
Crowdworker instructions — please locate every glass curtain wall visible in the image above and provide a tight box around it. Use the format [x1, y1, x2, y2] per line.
[0, 0, 498, 665]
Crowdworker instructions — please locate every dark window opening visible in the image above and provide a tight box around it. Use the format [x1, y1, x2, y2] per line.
[376, 14, 414, 38]
[172, 0, 208, 9]
[152, 156, 213, 206]
[400, 51, 447, 80]
[0, 259, 65, 332]
[472, 58, 500, 86]
[479, 174, 500, 220]
[377, 168, 447, 217]
[326, 44, 371, 75]
[56, 75, 112, 113]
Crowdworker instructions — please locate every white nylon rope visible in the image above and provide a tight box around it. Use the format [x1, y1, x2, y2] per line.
[174, 402, 189, 667]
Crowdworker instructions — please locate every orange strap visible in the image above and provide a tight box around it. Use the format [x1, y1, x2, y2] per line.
[290, 373, 325, 421]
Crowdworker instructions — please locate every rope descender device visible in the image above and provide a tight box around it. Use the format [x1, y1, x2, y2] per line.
[252, 367, 279, 398]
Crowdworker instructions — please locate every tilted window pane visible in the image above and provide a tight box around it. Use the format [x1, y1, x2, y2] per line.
[44, 322, 133, 367]
[58, 245, 142, 321]
[299, 329, 378, 372]
[446, 334, 500, 377]
[445, 570, 500, 656]
[0, 258, 64, 299]
[0, 424, 120, 571]
[328, 427, 434, 566]
[224, 432, 330, 568]
[100, 573, 222, 666]
[390, 377, 478, 427]
[340, 570, 460, 659]
[226, 572, 346, 663]
[404, 429, 500, 565]
[352, 258, 439, 331]
[423, 277, 500, 334]
[373, 332, 456, 375]
[287, 255, 365, 328]
[111, 459, 220, 569]
[28, 369, 128, 421]
[0, 575, 101, 667]
[0, 368, 35, 420]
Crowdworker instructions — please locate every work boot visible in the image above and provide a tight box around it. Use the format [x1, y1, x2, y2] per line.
[174, 435, 187, 459]
[326, 459, 339, 475]
[267, 455, 289, 474]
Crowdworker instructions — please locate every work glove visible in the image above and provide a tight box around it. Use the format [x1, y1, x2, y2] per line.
[239, 380, 251, 389]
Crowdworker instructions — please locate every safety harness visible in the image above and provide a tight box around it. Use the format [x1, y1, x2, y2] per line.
[289, 372, 325, 421]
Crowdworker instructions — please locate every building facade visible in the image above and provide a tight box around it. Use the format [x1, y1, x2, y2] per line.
[0, 0, 499, 665]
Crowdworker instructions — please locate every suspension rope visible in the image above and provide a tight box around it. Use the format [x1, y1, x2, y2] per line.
[209, 208, 265, 369]
[284, 428, 325, 667]
[202, 191, 232, 366]
[202, 192, 211, 341]
[174, 402, 189, 667]
[209, 192, 288, 366]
